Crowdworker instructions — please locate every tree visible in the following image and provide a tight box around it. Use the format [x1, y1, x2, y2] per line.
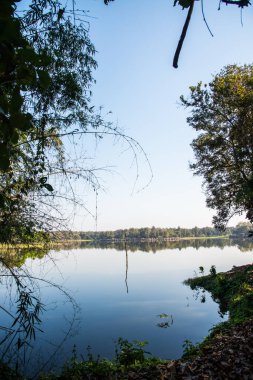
[0, 1, 149, 243]
[233, 221, 252, 236]
[181, 64, 253, 229]
[0, 0, 99, 242]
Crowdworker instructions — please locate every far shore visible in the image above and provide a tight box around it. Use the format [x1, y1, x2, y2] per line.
[0, 234, 242, 252]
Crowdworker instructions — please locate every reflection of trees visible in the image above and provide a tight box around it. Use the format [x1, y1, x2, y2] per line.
[0, 250, 79, 377]
[9, 237, 253, 258]
[230, 239, 253, 252]
[0, 247, 49, 268]
[62, 238, 253, 253]
[125, 243, 129, 294]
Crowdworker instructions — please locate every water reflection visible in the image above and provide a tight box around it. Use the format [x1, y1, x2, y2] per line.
[0, 251, 79, 377]
[60, 237, 253, 252]
[125, 243, 129, 294]
[156, 313, 174, 329]
[0, 238, 252, 377]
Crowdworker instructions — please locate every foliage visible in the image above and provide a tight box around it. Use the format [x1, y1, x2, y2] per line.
[1, 232, 253, 268]
[0, 257, 45, 360]
[182, 263, 253, 362]
[181, 65, 253, 229]
[52, 225, 227, 241]
[39, 338, 164, 379]
[52, 223, 253, 242]
[0, 253, 79, 376]
[156, 313, 174, 328]
[115, 338, 150, 367]
[0, 1, 149, 244]
[0, 361, 23, 380]
[185, 263, 253, 323]
[55, 346, 117, 380]
[232, 221, 252, 237]
[0, 246, 49, 267]
[209, 265, 216, 276]
[53, 236, 253, 253]
[0, 0, 98, 242]
[182, 339, 199, 359]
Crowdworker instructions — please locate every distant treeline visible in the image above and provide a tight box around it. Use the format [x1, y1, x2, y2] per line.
[52, 222, 252, 241]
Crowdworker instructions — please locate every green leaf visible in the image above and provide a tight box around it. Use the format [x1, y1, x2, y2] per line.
[178, 0, 192, 8]
[10, 129, 19, 144]
[39, 53, 52, 67]
[37, 70, 51, 89]
[21, 45, 39, 64]
[157, 313, 169, 319]
[9, 113, 32, 131]
[57, 8, 65, 21]
[17, 66, 37, 86]
[0, 94, 9, 114]
[10, 87, 23, 113]
[39, 177, 48, 185]
[0, 194, 5, 208]
[43, 183, 54, 192]
[0, 154, 10, 172]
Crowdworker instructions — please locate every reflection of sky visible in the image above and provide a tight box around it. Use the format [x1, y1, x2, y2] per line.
[1, 245, 253, 375]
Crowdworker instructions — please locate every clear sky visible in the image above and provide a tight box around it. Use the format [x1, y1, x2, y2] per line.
[68, 0, 253, 231]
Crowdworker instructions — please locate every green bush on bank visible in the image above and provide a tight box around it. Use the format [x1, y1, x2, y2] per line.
[39, 339, 166, 380]
[180, 264, 253, 360]
[184, 264, 253, 323]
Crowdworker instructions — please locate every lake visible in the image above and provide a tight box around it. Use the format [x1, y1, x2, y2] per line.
[0, 238, 253, 377]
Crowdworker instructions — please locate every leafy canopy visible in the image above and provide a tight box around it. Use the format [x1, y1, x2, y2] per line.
[0, 1, 106, 243]
[0, 0, 98, 241]
[0, 0, 149, 243]
[181, 64, 253, 229]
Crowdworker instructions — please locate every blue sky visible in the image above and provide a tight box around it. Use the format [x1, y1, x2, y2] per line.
[62, 1, 253, 230]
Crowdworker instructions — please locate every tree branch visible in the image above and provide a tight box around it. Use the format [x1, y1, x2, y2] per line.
[173, 0, 194, 69]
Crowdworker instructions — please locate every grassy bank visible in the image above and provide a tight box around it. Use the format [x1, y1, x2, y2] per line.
[178, 263, 253, 361]
[184, 263, 253, 325]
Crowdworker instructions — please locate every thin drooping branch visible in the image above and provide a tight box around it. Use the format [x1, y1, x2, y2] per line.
[201, 0, 214, 37]
[15, 128, 153, 193]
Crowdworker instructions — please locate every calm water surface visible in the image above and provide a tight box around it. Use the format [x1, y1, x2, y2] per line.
[0, 239, 253, 376]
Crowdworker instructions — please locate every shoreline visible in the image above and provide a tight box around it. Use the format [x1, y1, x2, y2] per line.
[0, 235, 232, 251]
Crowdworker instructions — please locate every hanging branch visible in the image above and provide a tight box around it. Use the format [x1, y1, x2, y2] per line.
[173, 0, 194, 68]
[201, 0, 214, 36]
[104, 0, 251, 68]
[173, 0, 250, 68]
